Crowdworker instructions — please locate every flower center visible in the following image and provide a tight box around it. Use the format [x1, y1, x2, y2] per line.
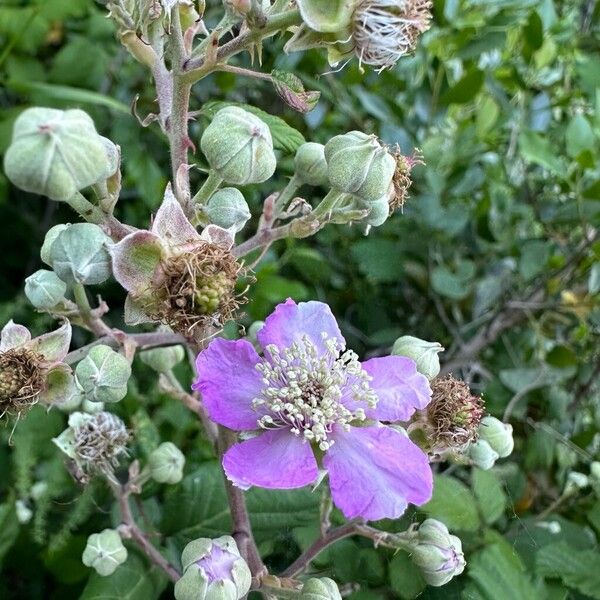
[252, 334, 377, 450]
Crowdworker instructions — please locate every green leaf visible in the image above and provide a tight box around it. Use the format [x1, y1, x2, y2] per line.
[0, 501, 19, 567]
[468, 541, 539, 600]
[524, 11, 543, 50]
[422, 475, 480, 531]
[388, 550, 426, 599]
[201, 101, 305, 154]
[518, 131, 565, 175]
[536, 542, 600, 599]
[441, 68, 484, 104]
[271, 70, 320, 113]
[472, 468, 507, 524]
[351, 239, 404, 283]
[565, 115, 595, 158]
[431, 261, 475, 300]
[80, 554, 167, 600]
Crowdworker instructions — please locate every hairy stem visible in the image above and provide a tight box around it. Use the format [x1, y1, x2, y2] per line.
[217, 427, 266, 579]
[72, 283, 113, 337]
[234, 223, 292, 257]
[273, 175, 301, 218]
[66, 192, 132, 241]
[192, 170, 223, 206]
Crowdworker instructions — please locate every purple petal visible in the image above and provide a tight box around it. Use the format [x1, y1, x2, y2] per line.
[257, 299, 344, 355]
[0, 320, 31, 352]
[193, 338, 263, 431]
[324, 425, 432, 521]
[152, 184, 200, 246]
[110, 231, 164, 295]
[223, 430, 319, 490]
[362, 356, 431, 422]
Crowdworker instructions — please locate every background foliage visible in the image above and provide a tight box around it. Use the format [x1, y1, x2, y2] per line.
[0, 0, 599, 598]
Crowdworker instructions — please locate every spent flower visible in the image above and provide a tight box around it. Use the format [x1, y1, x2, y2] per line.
[194, 299, 433, 521]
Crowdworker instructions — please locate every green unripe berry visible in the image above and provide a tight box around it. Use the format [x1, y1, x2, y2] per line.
[325, 131, 395, 202]
[148, 442, 185, 484]
[200, 107, 276, 185]
[76, 345, 131, 404]
[205, 188, 251, 232]
[294, 142, 328, 186]
[82, 529, 127, 576]
[50, 223, 112, 285]
[24, 269, 67, 309]
[4, 107, 109, 201]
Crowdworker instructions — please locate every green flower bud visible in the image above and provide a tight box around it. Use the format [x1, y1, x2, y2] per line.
[300, 577, 342, 600]
[324, 131, 395, 202]
[478, 416, 514, 458]
[392, 335, 444, 380]
[296, 0, 355, 32]
[139, 345, 185, 374]
[40, 224, 69, 267]
[149, 442, 185, 484]
[205, 188, 251, 232]
[50, 223, 112, 285]
[294, 142, 328, 186]
[98, 136, 119, 181]
[4, 107, 109, 201]
[410, 519, 465, 587]
[200, 107, 276, 185]
[75, 345, 131, 404]
[175, 536, 251, 600]
[361, 195, 390, 227]
[24, 269, 67, 309]
[468, 439, 499, 471]
[82, 529, 127, 576]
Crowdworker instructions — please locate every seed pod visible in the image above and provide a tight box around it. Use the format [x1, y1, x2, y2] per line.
[294, 142, 328, 186]
[200, 107, 276, 185]
[300, 577, 343, 600]
[205, 188, 251, 232]
[410, 519, 465, 587]
[75, 345, 131, 404]
[50, 223, 112, 285]
[24, 269, 67, 309]
[139, 345, 185, 374]
[4, 107, 109, 201]
[468, 439, 499, 471]
[478, 416, 514, 458]
[325, 131, 395, 202]
[82, 529, 127, 576]
[175, 536, 252, 600]
[392, 335, 444, 380]
[148, 442, 185, 484]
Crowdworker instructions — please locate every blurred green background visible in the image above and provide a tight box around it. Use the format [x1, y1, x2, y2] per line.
[1, 0, 600, 598]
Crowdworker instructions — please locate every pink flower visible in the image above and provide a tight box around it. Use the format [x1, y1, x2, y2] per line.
[193, 299, 433, 521]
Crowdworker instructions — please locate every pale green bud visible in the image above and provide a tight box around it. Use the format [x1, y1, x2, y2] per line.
[205, 188, 251, 232]
[361, 195, 390, 227]
[468, 439, 499, 471]
[300, 577, 342, 600]
[392, 335, 444, 380]
[149, 442, 185, 484]
[175, 536, 251, 600]
[139, 345, 185, 374]
[98, 136, 119, 181]
[296, 0, 355, 32]
[40, 224, 69, 266]
[294, 142, 328, 186]
[324, 131, 395, 202]
[25, 269, 67, 309]
[50, 223, 112, 285]
[201, 107, 276, 185]
[4, 107, 109, 201]
[478, 416, 514, 458]
[82, 529, 127, 576]
[410, 519, 465, 587]
[75, 345, 131, 404]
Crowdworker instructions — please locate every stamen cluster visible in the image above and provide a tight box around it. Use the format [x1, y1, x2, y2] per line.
[252, 334, 377, 450]
[353, 0, 433, 71]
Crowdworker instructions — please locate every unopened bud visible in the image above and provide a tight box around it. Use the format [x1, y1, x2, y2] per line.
[361, 195, 390, 226]
[82, 529, 127, 576]
[200, 107, 276, 185]
[75, 345, 131, 404]
[120, 30, 158, 67]
[50, 223, 112, 285]
[205, 188, 251, 232]
[325, 132, 395, 202]
[294, 142, 328, 186]
[4, 107, 109, 201]
[468, 439, 499, 471]
[478, 416, 514, 458]
[295, 0, 354, 32]
[40, 224, 68, 266]
[149, 442, 185, 484]
[410, 519, 465, 587]
[25, 269, 67, 309]
[175, 536, 251, 600]
[139, 345, 185, 374]
[392, 336, 444, 380]
[300, 577, 342, 600]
